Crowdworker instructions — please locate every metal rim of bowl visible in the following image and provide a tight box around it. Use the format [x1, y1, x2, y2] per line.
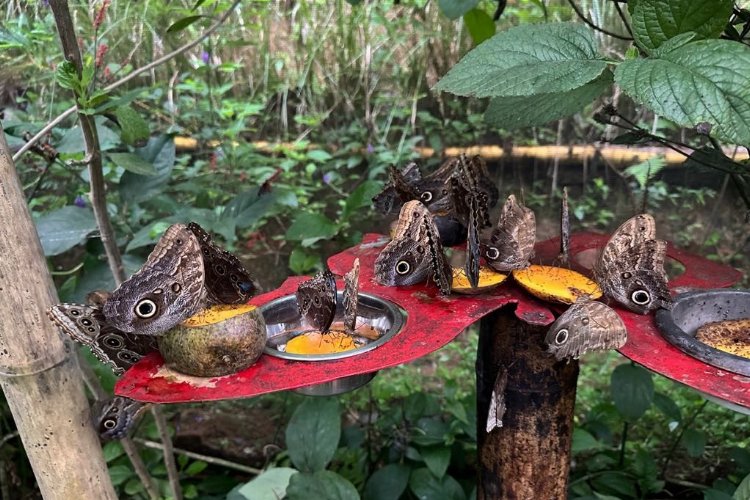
[293, 372, 377, 396]
[260, 292, 406, 362]
[654, 289, 750, 377]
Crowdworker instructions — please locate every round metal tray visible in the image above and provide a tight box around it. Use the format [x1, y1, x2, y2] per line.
[655, 289, 750, 377]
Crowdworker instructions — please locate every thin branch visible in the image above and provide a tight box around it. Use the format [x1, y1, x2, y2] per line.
[13, 0, 243, 162]
[152, 407, 183, 500]
[567, 0, 633, 41]
[612, 0, 635, 40]
[134, 438, 263, 475]
[121, 439, 161, 500]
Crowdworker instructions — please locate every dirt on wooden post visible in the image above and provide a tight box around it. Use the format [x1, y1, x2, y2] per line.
[476, 306, 579, 499]
[0, 127, 117, 499]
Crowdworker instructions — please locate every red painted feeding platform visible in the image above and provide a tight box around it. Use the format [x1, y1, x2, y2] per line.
[115, 232, 745, 409]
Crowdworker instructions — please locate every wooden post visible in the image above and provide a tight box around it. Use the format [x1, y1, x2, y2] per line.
[476, 306, 579, 499]
[0, 126, 117, 499]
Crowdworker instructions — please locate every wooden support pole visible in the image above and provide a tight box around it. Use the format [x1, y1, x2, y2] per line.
[0, 126, 117, 498]
[476, 307, 579, 499]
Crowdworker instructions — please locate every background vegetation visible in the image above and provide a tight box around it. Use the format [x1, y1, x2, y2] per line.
[1, 0, 749, 498]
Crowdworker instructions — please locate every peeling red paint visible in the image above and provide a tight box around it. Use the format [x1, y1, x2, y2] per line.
[116, 232, 744, 407]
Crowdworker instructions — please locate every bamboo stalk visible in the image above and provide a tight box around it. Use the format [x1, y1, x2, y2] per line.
[0, 125, 117, 499]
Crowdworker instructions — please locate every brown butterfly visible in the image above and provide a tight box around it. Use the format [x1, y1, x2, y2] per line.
[545, 299, 627, 360]
[296, 264, 337, 333]
[47, 304, 159, 375]
[93, 396, 150, 441]
[343, 258, 360, 333]
[187, 222, 258, 305]
[593, 214, 671, 314]
[374, 200, 452, 295]
[486, 366, 508, 432]
[481, 194, 536, 272]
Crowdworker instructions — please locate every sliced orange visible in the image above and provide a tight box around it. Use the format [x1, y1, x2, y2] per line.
[451, 266, 508, 295]
[512, 265, 602, 304]
[285, 329, 358, 355]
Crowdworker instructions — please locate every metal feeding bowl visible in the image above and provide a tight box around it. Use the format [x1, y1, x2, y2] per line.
[260, 291, 405, 395]
[655, 289, 750, 377]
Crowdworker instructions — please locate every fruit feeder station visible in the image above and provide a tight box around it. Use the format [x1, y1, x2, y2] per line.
[115, 228, 744, 499]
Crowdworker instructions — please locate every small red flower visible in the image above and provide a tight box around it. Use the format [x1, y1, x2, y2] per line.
[95, 44, 109, 68]
[93, 0, 111, 30]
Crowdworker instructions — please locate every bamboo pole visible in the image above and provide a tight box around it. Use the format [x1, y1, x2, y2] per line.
[0, 125, 117, 499]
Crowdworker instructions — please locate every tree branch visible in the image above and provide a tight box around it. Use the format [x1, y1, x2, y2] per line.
[152, 407, 183, 500]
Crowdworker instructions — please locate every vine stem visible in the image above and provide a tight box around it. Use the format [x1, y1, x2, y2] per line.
[14, 0, 243, 163]
[134, 439, 262, 475]
[618, 421, 629, 467]
[566, 0, 633, 41]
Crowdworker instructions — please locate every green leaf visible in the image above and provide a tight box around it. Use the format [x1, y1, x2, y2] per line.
[184, 460, 207, 476]
[409, 468, 465, 500]
[434, 22, 607, 98]
[167, 15, 205, 33]
[285, 212, 338, 246]
[115, 105, 150, 147]
[614, 40, 750, 147]
[734, 472, 750, 500]
[572, 428, 602, 452]
[222, 187, 282, 230]
[35, 206, 98, 256]
[681, 428, 707, 457]
[285, 398, 340, 472]
[57, 118, 121, 153]
[463, 8, 496, 45]
[102, 441, 124, 462]
[306, 149, 333, 162]
[439, 0, 479, 20]
[610, 363, 654, 421]
[624, 156, 666, 190]
[108, 152, 157, 176]
[420, 446, 451, 479]
[55, 61, 81, 93]
[683, 147, 747, 175]
[631, 0, 734, 51]
[289, 248, 320, 275]
[342, 180, 381, 219]
[590, 471, 638, 498]
[363, 464, 411, 500]
[653, 392, 682, 422]
[286, 471, 360, 500]
[485, 70, 612, 130]
[108, 465, 133, 486]
[119, 135, 176, 203]
[412, 417, 450, 447]
[229, 467, 297, 500]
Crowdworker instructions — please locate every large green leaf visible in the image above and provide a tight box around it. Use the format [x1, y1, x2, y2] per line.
[228, 467, 298, 500]
[615, 40, 750, 146]
[285, 398, 340, 472]
[734, 472, 750, 500]
[285, 212, 338, 246]
[409, 468, 465, 500]
[36, 205, 97, 256]
[438, 0, 479, 20]
[108, 152, 157, 176]
[286, 471, 359, 500]
[631, 0, 734, 51]
[57, 118, 121, 153]
[680, 428, 707, 457]
[119, 135, 176, 203]
[463, 8, 496, 45]
[420, 446, 451, 479]
[363, 464, 410, 500]
[434, 22, 607, 98]
[485, 70, 612, 129]
[221, 187, 285, 230]
[115, 105, 150, 147]
[610, 363, 654, 421]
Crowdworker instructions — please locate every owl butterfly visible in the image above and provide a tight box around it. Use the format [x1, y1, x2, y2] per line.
[374, 200, 453, 295]
[372, 159, 456, 215]
[558, 187, 570, 266]
[93, 396, 149, 441]
[296, 264, 337, 333]
[343, 259, 360, 333]
[481, 194, 536, 272]
[187, 222, 258, 305]
[486, 366, 508, 433]
[545, 299, 627, 360]
[47, 303, 159, 375]
[103, 224, 206, 336]
[593, 214, 672, 314]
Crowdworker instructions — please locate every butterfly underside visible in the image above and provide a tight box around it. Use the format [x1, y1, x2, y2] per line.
[187, 222, 258, 305]
[47, 304, 159, 375]
[343, 258, 360, 333]
[374, 200, 452, 295]
[93, 396, 149, 441]
[593, 214, 672, 314]
[296, 265, 337, 333]
[486, 366, 508, 433]
[545, 299, 627, 360]
[482, 194, 536, 272]
[102, 224, 206, 335]
[559, 187, 570, 266]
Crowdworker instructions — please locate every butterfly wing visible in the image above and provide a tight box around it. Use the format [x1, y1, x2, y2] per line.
[594, 214, 671, 314]
[545, 300, 627, 360]
[47, 304, 158, 375]
[483, 194, 536, 272]
[486, 366, 508, 433]
[343, 258, 360, 333]
[296, 265, 337, 333]
[103, 224, 206, 335]
[373, 162, 423, 214]
[93, 396, 149, 440]
[187, 222, 258, 305]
